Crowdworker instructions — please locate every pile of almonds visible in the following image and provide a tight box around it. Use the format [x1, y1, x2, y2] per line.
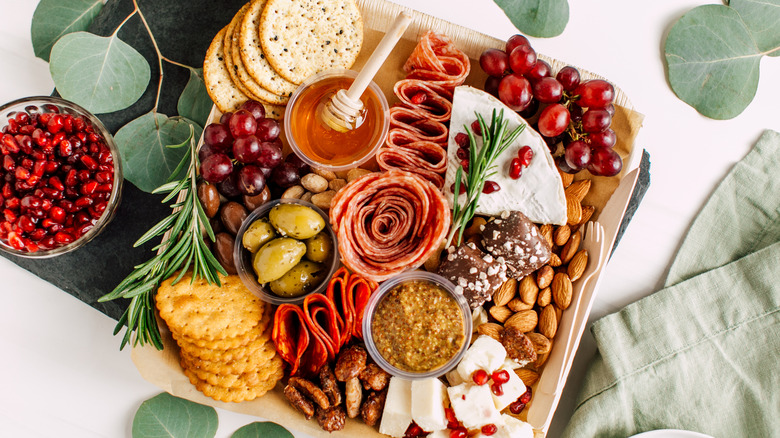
[475, 171, 594, 387]
[280, 166, 372, 210]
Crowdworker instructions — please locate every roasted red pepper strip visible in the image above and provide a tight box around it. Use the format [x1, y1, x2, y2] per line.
[272, 304, 309, 376]
[326, 267, 354, 348]
[303, 293, 342, 362]
[349, 274, 378, 339]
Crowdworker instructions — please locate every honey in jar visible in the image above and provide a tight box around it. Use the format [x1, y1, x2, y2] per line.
[287, 73, 388, 169]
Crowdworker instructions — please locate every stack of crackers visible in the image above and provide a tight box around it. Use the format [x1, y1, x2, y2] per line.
[203, 0, 364, 117]
[156, 272, 284, 403]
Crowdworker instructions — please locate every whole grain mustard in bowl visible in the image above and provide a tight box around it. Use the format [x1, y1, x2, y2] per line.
[363, 271, 471, 380]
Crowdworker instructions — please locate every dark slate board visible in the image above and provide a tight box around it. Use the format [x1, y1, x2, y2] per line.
[3, 0, 651, 322]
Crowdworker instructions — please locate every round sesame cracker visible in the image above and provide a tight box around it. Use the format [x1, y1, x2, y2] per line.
[181, 341, 278, 376]
[258, 0, 363, 85]
[203, 27, 250, 113]
[224, 4, 260, 101]
[173, 304, 273, 350]
[183, 356, 284, 402]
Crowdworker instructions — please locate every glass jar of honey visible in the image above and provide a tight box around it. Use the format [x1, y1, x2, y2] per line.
[284, 69, 389, 172]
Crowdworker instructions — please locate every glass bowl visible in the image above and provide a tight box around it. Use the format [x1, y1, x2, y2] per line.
[233, 198, 339, 305]
[0, 96, 123, 258]
[284, 69, 389, 173]
[362, 271, 472, 380]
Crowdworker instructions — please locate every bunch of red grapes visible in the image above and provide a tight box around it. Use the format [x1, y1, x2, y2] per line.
[479, 34, 623, 177]
[199, 100, 309, 199]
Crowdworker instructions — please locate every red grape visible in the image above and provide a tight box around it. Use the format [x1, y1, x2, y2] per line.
[203, 123, 233, 151]
[556, 66, 581, 92]
[518, 98, 539, 119]
[270, 162, 300, 188]
[525, 59, 551, 83]
[237, 164, 266, 195]
[537, 103, 570, 137]
[228, 109, 257, 138]
[555, 154, 577, 174]
[255, 139, 283, 169]
[532, 77, 564, 103]
[604, 103, 616, 116]
[233, 135, 262, 163]
[219, 112, 233, 126]
[588, 147, 622, 176]
[198, 142, 216, 163]
[217, 168, 241, 198]
[200, 153, 233, 183]
[284, 153, 310, 176]
[479, 48, 509, 77]
[498, 74, 533, 111]
[484, 75, 502, 98]
[508, 45, 537, 75]
[564, 140, 591, 171]
[575, 79, 615, 108]
[569, 104, 584, 123]
[505, 34, 530, 54]
[581, 108, 612, 133]
[240, 100, 266, 120]
[255, 118, 281, 142]
[587, 128, 617, 148]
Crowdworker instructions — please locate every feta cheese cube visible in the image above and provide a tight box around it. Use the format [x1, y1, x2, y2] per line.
[490, 368, 527, 411]
[427, 430, 450, 438]
[446, 368, 465, 386]
[411, 378, 448, 432]
[379, 377, 413, 437]
[496, 414, 534, 438]
[447, 383, 503, 429]
[456, 335, 507, 381]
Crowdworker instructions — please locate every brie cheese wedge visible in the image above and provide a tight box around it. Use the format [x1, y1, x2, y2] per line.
[444, 86, 567, 225]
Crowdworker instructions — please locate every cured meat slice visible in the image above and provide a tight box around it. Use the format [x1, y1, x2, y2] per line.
[329, 170, 451, 282]
[348, 273, 376, 339]
[303, 293, 341, 362]
[388, 107, 449, 145]
[393, 80, 452, 122]
[402, 31, 470, 90]
[273, 304, 311, 376]
[375, 141, 447, 189]
[326, 267, 354, 349]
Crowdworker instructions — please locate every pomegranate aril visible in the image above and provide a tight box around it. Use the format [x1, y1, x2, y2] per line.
[491, 369, 510, 384]
[80, 180, 98, 195]
[75, 222, 93, 237]
[62, 115, 73, 133]
[490, 383, 504, 396]
[4, 210, 17, 223]
[481, 424, 498, 436]
[39, 236, 56, 249]
[15, 135, 33, 154]
[75, 211, 90, 224]
[29, 228, 47, 241]
[445, 408, 458, 429]
[410, 92, 427, 105]
[49, 206, 66, 223]
[482, 180, 500, 194]
[14, 112, 30, 125]
[92, 201, 107, 216]
[96, 183, 112, 193]
[52, 131, 66, 146]
[5, 197, 19, 210]
[38, 113, 51, 125]
[470, 119, 482, 136]
[460, 159, 469, 172]
[456, 148, 469, 160]
[77, 169, 90, 182]
[15, 167, 31, 180]
[98, 149, 112, 164]
[41, 188, 62, 199]
[2, 134, 20, 154]
[49, 176, 65, 191]
[54, 231, 75, 245]
[3, 156, 15, 172]
[7, 231, 25, 250]
[19, 124, 35, 135]
[454, 132, 469, 148]
[88, 132, 100, 143]
[74, 196, 93, 209]
[65, 169, 78, 187]
[17, 215, 35, 233]
[509, 158, 523, 179]
[73, 116, 86, 131]
[509, 400, 527, 414]
[449, 427, 468, 438]
[95, 171, 112, 183]
[33, 160, 45, 177]
[519, 386, 532, 404]
[58, 200, 75, 213]
[6, 119, 19, 134]
[80, 155, 98, 170]
[47, 114, 64, 133]
[472, 369, 490, 385]
[518, 145, 534, 166]
[403, 422, 424, 438]
[59, 139, 73, 156]
[450, 182, 467, 195]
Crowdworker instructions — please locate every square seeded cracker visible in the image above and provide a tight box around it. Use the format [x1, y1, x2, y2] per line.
[259, 0, 363, 85]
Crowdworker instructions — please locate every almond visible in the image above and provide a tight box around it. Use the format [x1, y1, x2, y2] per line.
[494, 278, 517, 307]
[539, 224, 554, 248]
[526, 332, 552, 355]
[579, 205, 595, 225]
[561, 229, 581, 264]
[281, 185, 304, 199]
[538, 305, 557, 339]
[312, 167, 337, 181]
[505, 309, 538, 333]
[518, 275, 538, 305]
[515, 368, 540, 386]
[507, 297, 534, 312]
[568, 249, 589, 282]
[463, 216, 487, 241]
[558, 168, 574, 188]
[537, 287, 552, 307]
[552, 273, 573, 309]
[566, 193, 583, 225]
[548, 253, 562, 267]
[535, 352, 550, 368]
[565, 179, 591, 203]
[477, 323, 504, 341]
[554, 224, 571, 247]
[536, 265, 554, 289]
[554, 305, 563, 323]
[489, 305, 513, 323]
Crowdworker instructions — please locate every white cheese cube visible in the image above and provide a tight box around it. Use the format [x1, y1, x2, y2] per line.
[446, 368, 465, 386]
[379, 377, 413, 437]
[447, 383, 503, 429]
[427, 430, 450, 438]
[496, 414, 534, 438]
[411, 378, 448, 432]
[490, 367, 526, 411]
[456, 335, 507, 381]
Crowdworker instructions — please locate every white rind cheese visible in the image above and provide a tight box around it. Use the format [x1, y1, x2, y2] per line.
[411, 378, 449, 432]
[444, 86, 567, 225]
[379, 377, 414, 437]
[456, 335, 507, 381]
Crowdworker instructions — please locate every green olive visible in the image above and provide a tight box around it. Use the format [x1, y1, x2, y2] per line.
[305, 231, 333, 263]
[252, 237, 307, 284]
[268, 204, 325, 240]
[269, 260, 328, 297]
[242, 219, 277, 253]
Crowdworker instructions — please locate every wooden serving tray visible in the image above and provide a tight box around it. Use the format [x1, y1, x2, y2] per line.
[131, 0, 644, 436]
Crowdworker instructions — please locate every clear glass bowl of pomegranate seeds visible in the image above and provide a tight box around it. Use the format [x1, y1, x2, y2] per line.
[0, 96, 123, 258]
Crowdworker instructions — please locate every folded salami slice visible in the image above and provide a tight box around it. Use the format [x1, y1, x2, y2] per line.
[330, 170, 451, 282]
[326, 267, 354, 348]
[375, 141, 447, 188]
[303, 293, 341, 362]
[402, 31, 470, 90]
[272, 304, 311, 376]
[388, 107, 449, 145]
[347, 273, 377, 339]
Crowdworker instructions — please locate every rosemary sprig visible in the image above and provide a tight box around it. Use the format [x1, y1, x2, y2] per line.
[99, 127, 227, 350]
[447, 109, 525, 247]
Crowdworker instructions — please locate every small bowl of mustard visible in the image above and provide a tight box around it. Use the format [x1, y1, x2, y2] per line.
[362, 271, 471, 380]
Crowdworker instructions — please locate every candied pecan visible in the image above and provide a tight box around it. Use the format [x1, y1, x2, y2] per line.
[283, 384, 315, 420]
[359, 363, 391, 391]
[345, 376, 363, 418]
[500, 326, 537, 365]
[316, 405, 346, 432]
[360, 389, 387, 427]
[319, 364, 342, 406]
[335, 344, 367, 381]
[288, 377, 330, 410]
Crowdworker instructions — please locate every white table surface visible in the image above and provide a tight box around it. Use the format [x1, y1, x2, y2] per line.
[1, 1, 778, 437]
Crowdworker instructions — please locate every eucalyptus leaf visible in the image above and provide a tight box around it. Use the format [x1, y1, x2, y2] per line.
[231, 422, 295, 438]
[730, 0, 780, 57]
[132, 392, 217, 438]
[665, 5, 763, 119]
[493, 0, 569, 38]
[49, 31, 151, 114]
[114, 112, 201, 193]
[31, 0, 103, 62]
[178, 68, 213, 128]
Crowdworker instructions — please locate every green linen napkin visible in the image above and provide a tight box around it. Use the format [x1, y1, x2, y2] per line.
[561, 130, 780, 438]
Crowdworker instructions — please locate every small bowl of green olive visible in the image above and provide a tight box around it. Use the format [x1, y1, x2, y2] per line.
[233, 198, 339, 305]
